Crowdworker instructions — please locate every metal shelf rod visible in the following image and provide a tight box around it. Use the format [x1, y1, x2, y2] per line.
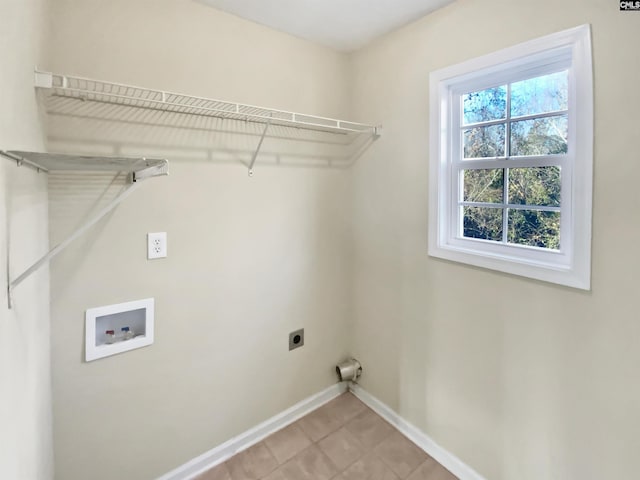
[1, 151, 49, 173]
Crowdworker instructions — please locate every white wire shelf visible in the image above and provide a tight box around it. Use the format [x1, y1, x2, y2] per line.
[1, 150, 168, 308]
[35, 71, 380, 137]
[1, 150, 168, 180]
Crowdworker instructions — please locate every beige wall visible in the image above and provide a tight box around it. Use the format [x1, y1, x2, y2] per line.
[47, 1, 353, 479]
[350, 1, 640, 479]
[29, 0, 640, 479]
[0, 0, 53, 479]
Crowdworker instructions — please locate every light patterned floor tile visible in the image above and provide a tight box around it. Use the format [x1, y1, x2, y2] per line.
[338, 452, 400, 480]
[262, 445, 337, 480]
[226, 442, 278, 479]
[345, 408, 395, 450]
[406, 458, 458, 480]
[324, 393, 368, 425]
[207, 393, 458, 480]
[297, 403, 344, 442]
[317, 427, 365, 470]
[264, 422, 312, 464]
[374, 432, 428, 479]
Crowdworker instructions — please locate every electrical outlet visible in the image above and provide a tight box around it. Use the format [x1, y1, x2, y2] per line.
[289, 329, 304, 351]
[147, 232, 167, 259]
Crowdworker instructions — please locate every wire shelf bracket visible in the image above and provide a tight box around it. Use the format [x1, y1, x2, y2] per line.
[248, 117, 272, 177]
[1, 150, 169, 309]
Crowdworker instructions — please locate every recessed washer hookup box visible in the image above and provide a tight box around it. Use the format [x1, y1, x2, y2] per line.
[85, 298, 155, 362]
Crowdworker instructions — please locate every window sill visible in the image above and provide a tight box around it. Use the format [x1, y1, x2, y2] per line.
[428, 240, 589, 290]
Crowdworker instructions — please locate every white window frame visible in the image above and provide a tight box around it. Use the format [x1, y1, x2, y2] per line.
[428, 25, 593, 290]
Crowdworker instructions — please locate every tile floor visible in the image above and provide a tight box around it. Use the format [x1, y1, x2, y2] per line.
[196, 392, 458, 480]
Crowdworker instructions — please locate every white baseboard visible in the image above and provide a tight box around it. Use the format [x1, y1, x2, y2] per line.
[157, 382, 348, 480]
[349, 383, 486, 480]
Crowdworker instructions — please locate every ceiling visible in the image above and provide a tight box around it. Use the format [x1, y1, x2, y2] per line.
[196, 0, 455, 52]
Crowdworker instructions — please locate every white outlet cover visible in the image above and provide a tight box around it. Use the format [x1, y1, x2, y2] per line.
[147, 232, 167, 259]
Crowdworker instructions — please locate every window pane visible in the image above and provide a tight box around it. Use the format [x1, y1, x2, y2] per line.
[463, 207, 503, 241]
[510, 115, 567, 156]
[462, 86, 507, 124]
[463, 169, 504, 203]
[510, 71, 568, 118]
[508, 210, 560, 249]
[508, 167, 560, 207]
[463, 124, 505, 158]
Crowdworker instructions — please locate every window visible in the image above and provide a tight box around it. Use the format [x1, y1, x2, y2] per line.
[428, 25, 593, 289]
